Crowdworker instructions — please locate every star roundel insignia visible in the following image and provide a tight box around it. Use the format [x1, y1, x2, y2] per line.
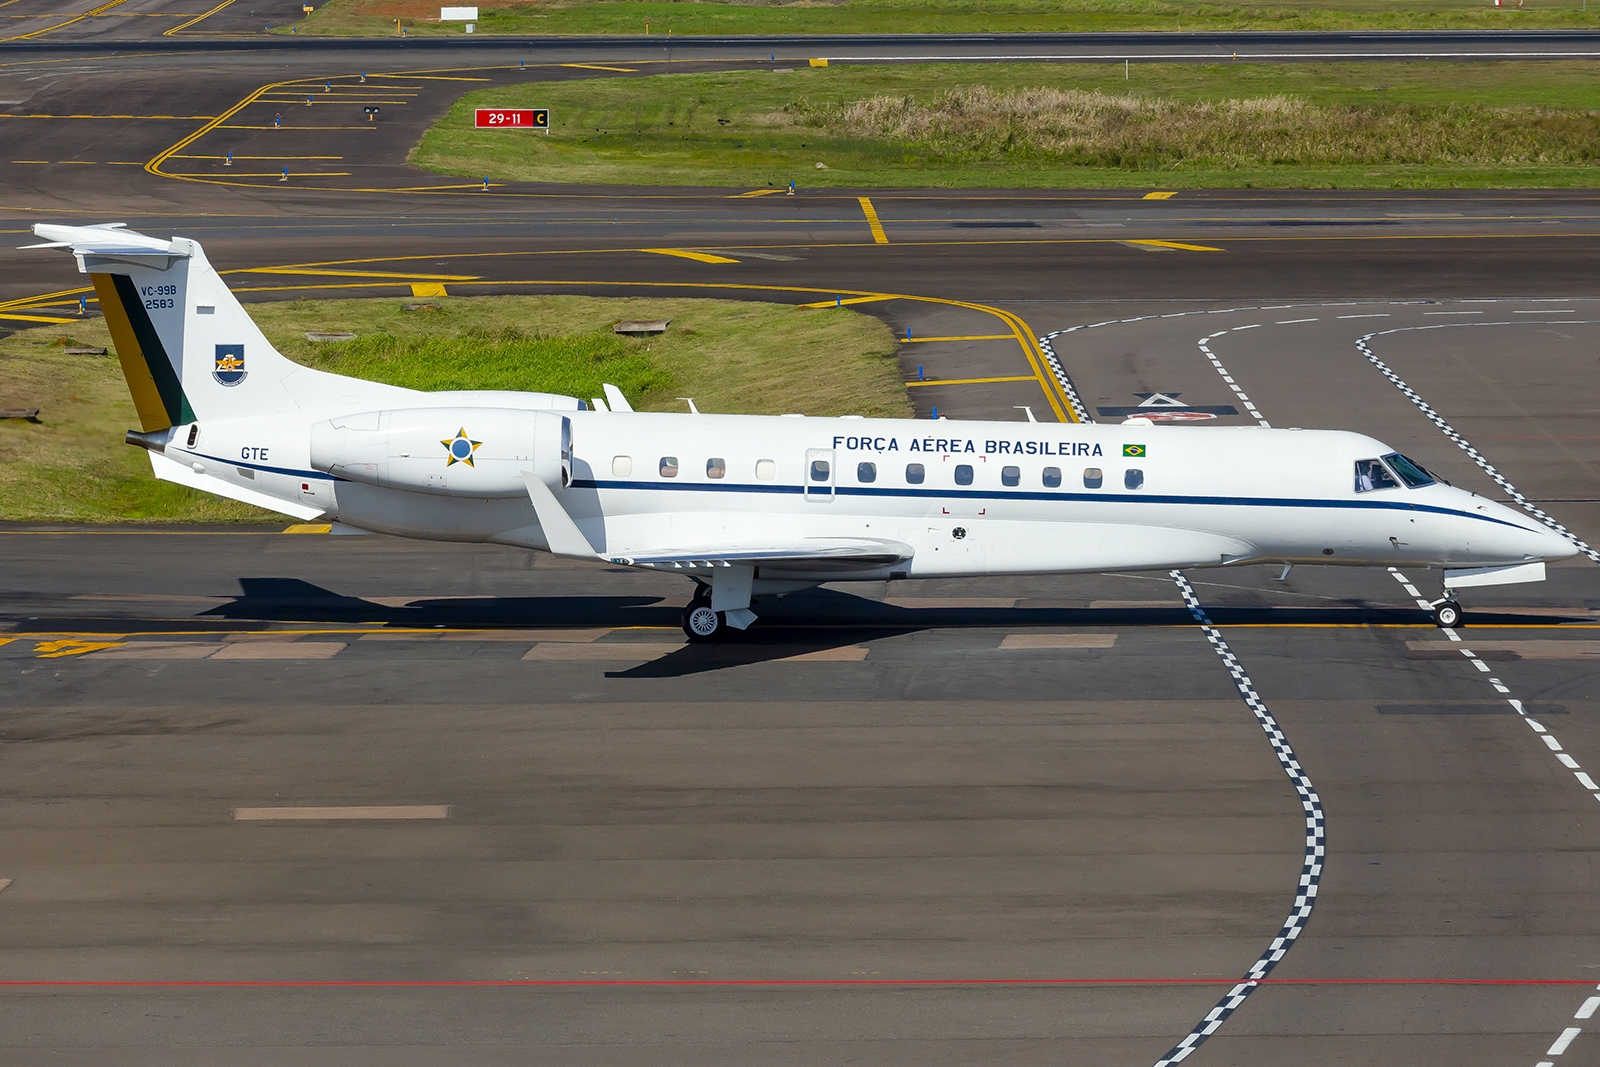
[441, 427, 482, 467]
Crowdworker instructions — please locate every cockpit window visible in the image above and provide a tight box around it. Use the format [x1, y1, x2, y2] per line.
[1382, 452, 1436, 489]
[1354, 458, 1399, 493]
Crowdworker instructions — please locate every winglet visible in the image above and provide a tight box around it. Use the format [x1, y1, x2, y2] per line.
[601, 383, 633, 413]
[523, 471, 600, 558]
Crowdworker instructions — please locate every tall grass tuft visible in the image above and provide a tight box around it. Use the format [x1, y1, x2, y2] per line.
[791, 85, 1600, 169]
[294, 325, 673, 400]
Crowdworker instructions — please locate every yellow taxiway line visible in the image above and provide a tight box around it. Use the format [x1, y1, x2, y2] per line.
[858, 197, 889, 244]
[906, 375, 1038, 388]
[643, 248, 740, 264]
[901, 334, 1014, 342]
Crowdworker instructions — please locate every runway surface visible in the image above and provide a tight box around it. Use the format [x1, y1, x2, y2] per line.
[2, 29, 1600, 1067]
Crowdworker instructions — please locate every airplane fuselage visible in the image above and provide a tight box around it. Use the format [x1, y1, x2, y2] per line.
[168, 409, 1570, 580]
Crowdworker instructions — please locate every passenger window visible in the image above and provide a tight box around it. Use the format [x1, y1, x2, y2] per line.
[755, 459, 776, 480]
[810, 458, 831, 482]
[954, 464, 974, 486]
[1354, 458, 1399, 493]
[659, 456, 678, 478]
[1001, 465, 1020, 487]
[1125, 468, 1144, 490]
[186, 424, 200, 448]
[1083, 467, 1103, 489]
[857, 461, 877, 483]
[1042, 466, 1061, 488]
[706, 457, 726, 479]
[906, 462, 925, 484]
[612, 455, 632, 477]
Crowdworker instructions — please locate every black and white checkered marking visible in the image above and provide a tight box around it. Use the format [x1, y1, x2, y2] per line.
[1198, 329, 1271, 427]
[1033, 331, 1092, 423]
[1155, 570, 1325, 1066]
[1355, 326, 1599, 565]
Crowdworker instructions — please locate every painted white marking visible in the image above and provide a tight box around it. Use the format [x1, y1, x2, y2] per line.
[1559, 754, 1582, 769]
[1575, 996, 1600, 1019]
[1579, 773, 1599, 791]
[1338, 313, 1389, 319]
[1515, 310, 1575, 314]
[1196, 332, 1271, 427]
[1424, 310, 1484, 316]
[1152, 571, 1322, 1067]
[233, 806, 450, 820]
[1543, 735, 1564, 752]
[1549, 1027, 1581, 1055]
[1275, 318, 1319, 324]
[1355, 328, 1599, 564]
[1472, 659, 1491, 673]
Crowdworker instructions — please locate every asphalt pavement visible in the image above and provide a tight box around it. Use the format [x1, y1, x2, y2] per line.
[1, 28, 1599, 1067]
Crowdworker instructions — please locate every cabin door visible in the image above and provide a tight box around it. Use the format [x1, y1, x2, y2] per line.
[804, 448, 835, 502]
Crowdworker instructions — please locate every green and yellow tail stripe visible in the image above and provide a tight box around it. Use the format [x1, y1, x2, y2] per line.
[92, 273, 194, 432]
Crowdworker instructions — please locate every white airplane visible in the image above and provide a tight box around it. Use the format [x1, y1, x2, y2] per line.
[26, 222, 1577, 638]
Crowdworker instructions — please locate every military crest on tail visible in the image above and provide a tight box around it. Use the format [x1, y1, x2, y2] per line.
[212, 344, 246, 387]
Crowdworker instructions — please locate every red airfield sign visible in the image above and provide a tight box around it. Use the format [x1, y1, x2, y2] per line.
[474, 108, 549, 129]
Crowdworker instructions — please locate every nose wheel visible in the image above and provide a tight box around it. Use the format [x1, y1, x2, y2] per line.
[1432, 600, 1463, 628]
[682, 589, 725, 641]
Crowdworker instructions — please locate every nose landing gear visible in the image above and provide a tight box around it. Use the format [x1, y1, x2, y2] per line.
[1431, 599, 1463, 628]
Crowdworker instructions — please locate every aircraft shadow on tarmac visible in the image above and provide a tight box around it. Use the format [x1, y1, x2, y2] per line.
[162, 578, 1595, 676]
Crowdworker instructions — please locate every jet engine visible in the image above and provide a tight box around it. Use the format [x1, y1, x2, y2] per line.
[309, 408, 570, 497]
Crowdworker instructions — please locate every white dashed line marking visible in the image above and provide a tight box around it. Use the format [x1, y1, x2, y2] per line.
[1275, 318, 1319, 324]
[1153, 571, 1324, 1067]
[1391, 560, 1600, 1059]
[1036, 304, 1600, 1064]
[1423, 310, 1484, 316]
[1549, 1028, 1581, 1055]
[1198, 331, 1271, 427]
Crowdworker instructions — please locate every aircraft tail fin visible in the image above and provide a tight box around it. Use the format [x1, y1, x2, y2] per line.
[30, 223, 307, 432]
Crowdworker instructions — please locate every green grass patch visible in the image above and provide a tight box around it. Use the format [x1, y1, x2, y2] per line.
[411, 62, 1600, 189]
[296, 0, 1600, 38]
[0, 295, 902, 523]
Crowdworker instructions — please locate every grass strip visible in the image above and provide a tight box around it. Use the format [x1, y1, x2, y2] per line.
[413, 61, 1600, 189]
[296, 0, 1600, 38]
[0, 294, 902, 523]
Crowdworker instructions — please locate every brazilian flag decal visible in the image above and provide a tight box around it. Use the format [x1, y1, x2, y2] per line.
[1123, 444, 1147, 458]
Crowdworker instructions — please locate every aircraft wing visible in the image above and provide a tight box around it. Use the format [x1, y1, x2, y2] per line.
[522, 472, 910, 571]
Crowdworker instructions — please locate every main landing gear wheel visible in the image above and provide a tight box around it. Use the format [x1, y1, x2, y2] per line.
[682, 600, 725, 642]
[1433, 600, 1463, 628]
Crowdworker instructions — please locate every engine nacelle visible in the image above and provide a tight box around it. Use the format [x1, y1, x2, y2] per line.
[309, 407, 570, 497]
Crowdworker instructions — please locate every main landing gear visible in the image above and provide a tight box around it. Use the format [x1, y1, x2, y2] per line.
[682, 586, 724, 642]
[1432, 599, 1463, 628]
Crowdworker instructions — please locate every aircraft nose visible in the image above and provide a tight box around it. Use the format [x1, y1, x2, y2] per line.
[1533, 523, 1580, 560]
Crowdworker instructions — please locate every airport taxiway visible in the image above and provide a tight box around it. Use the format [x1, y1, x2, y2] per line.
[2, 30, 1600, 1067]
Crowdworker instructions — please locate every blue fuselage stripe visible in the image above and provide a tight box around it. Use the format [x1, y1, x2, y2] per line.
[178, 448, 338, 481]
[568, 478, 1532, 533]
